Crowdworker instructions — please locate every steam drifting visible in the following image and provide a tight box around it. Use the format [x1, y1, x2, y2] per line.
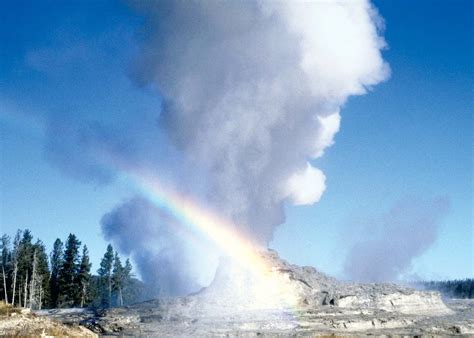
[101, 196, 215, 295]
[32, 0, 391, 295]
[131, 0, 389, 243]
[343, 197, 450, 282]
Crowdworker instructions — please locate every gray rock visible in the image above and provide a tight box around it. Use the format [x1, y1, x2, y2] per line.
[37, 249, 474, 336]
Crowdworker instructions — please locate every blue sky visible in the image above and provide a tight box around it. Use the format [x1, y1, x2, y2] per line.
[1, 0, 472, 280]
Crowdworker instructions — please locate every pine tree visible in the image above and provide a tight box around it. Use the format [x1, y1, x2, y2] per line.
[2, 229, 146, 308]
[31, 240, 50, 309]
[18, 230, 34, 307]
[77, 245, 92, 307]
[58, 234, 81, 307]
[28, 248, 38, 309]
[112, 252, 124, 307]
[122, 259, 133, 305]
[97, 244, 114, 307]
[49, 238, 63, 308]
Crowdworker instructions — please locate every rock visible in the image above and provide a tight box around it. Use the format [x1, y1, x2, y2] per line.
[0, 311, 97, 336]
[20, 308, 31, 315]
[27, 249, 474, 336]
[237, 249, 452, 316]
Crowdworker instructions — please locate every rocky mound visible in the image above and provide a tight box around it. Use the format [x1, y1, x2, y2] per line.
[255, 249, 452, 315]
[0, 309, 96, 337]
[175, 249, 451, 317]
[36, 249, 474, 336]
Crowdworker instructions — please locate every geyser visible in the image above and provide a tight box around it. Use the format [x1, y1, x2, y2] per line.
[87, 249, 460, 336]
[103, 0, 389, 296]
[102, 169, 301, 304]
[130, 0, 389, 243]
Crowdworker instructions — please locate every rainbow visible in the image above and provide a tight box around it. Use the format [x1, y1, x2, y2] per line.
[1, 106, 302, 311]
[117, 166, 301, 310]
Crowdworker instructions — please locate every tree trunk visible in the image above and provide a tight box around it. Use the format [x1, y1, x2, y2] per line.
[17, 279, 21, 307]
[29, 250, 37, 309]
[80, 286, 84, 308]
[38, 284, 43, 310]
[23, 272, 28, 308]
[80, 281, 87, 308]
[118, 287, 123, 307]
[80, 282, 84, 308]
[2, 265, 8, 304]
[108, 276, 112, 307]
[11, 262, 17, 307]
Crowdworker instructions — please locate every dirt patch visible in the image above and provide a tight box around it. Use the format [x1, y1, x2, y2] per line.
[0, 310, 97, 337]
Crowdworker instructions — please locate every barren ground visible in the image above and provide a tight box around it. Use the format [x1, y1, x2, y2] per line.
[0, 298, 467, 336]
[2, 251, 473, 336]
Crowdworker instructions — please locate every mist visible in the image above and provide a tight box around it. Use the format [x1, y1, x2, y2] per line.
[130, 0, 389, 244]
[343, 196, 450, 282]
[33, 0, 390, 295]
[101, 197, 218, 295]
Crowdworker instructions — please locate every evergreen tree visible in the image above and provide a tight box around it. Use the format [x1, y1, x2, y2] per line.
[122, 258, 134, 305]
[58, 234, 81, 307]
[86, 275, 101, 308]
[419, 279, 474, 299]
[18, 230, 34, 307]
[77, 245, 92, 307]
[0, 235, 10, 304]
[97, 244, 114, 307]
[2, 229, 146, 308]
[30, 240, 50, 309]
[49, 238, 63, 308]
[112, 252, 124, 306]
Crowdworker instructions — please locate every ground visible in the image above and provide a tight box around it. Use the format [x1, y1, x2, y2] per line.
[0, 304, 96, 337]
[2, 251, 473, 336]
[1, 298, 470, 336]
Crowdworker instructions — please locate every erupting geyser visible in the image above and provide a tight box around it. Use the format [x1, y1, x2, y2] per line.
[88, 250, 461, 336]
[103, 0, 390, 296]
[97, 8, 458, 336]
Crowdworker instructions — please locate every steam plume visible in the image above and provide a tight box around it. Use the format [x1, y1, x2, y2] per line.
[101, 197, 217, 295]
[30, 0, 390, 295]
[343, 196, 450, 282]
[131, 0, 389, 243]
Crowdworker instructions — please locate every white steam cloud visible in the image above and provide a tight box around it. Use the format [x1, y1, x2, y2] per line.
[343, 196, 450, 282]
[132, 0, 389, 243]
[101, 197, 218, 295]
[30, 0, 390, 295]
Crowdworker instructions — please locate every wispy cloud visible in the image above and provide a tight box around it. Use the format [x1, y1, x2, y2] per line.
[343, 196, 450, 282]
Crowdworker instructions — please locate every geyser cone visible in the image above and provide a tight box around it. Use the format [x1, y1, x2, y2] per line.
[89, 249, 458, 336]
[195, 252, 302, 312]
[192, 249, 452, 317]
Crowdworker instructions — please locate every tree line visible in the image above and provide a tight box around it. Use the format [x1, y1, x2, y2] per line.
[416, 279, 474, 299]
[0, 229, 144, 309]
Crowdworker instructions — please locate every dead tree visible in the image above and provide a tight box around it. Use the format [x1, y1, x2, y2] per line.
[80, 280, 87, 308]
[11, 258, 17, 307]
[17, 278, 21, 307]
[23, 271, 28, 308]
[117, 285, 123, 307]
[108, 276, 112, 307]
[2, 265, 8, 304]
[29, 250, 37, 309]
[38, 283, 43, 310]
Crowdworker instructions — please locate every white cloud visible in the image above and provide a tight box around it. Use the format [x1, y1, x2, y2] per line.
[278, 0, 390, 101]
[285, 163, 326, 206]
[313, 111, 341, 158]
[131, 0, 389, 243]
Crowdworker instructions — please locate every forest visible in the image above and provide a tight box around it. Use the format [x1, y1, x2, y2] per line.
[416, 279, 474, 299]
[0, 229, 144, 310]
[1, 228, 472, 311]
